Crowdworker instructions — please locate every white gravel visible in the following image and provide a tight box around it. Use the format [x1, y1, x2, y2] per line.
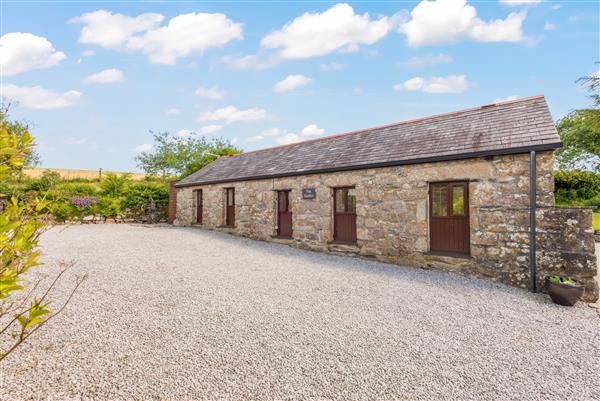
[1, 224, 599, 401]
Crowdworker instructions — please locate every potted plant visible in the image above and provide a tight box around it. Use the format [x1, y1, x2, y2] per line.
[545, 276, 585, 306]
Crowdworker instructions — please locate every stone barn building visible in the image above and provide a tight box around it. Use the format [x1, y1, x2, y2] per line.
[172, 96, 598, 301]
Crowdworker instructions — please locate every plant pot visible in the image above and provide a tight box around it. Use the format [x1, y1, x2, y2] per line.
[545, 278, 584, 306]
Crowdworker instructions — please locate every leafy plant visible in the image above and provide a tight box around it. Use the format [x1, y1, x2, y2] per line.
[547, 276, 579, 285]
[0, 109, 85, 363]
[100, 173, 130, 197]
[122, 183, 168, 220]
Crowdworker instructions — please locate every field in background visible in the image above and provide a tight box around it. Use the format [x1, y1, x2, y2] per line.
[24, 167, 146, 181]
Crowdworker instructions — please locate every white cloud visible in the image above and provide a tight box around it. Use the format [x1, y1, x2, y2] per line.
[551, 4, 562, 10]
[400, 53, 453, 68]
[495, 95, 519, 102]
[499, 0, 541, 5]
[166, 107, 180, 115]
[83, 68, 124, 84]
[218, 54, 281, 70]
[274, 74, 312, 93]
[176, 129, 194, 139]
[82, 49, 96, 57]
[275, 132, 302, 145]
[393, 75, 469, 93]
[70, 10, 163, 48]
[249, 127, 308, 144]
[399, 0, 526, 47]
[199, 105, 268, 124]
[261, 3, 392, 59]
[195, 86, 225, 100]
[320, 62, 346, 71]
[134, 143, 153, 153]
[301, 124, 325, 137]
[70, 10, 243, 65]
[544, 21, 557, 31]
[352, 87, 363, 96]
[198, 124, 223, 134]
[0, 32, 66, 76]
[230, 138, 239, 145]
[1, 84, 82, 109]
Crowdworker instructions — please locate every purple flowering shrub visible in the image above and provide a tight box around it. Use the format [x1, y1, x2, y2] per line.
[70, 196, 98, 209]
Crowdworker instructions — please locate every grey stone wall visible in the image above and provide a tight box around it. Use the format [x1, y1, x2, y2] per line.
[174, 151, 599, 301]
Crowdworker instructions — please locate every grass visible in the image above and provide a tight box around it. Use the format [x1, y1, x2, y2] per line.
[594, 212, 600, 231]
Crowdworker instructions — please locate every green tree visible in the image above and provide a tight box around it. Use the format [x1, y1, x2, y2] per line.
[0, 104, 41, 167]
[555, 70, 600, 172]
[0, 110, 84, 363]
[135, 131, 240, 178]
[555, 109, 600, 172]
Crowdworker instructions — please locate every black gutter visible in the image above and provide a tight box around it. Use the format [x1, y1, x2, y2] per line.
[174, 142, 561, 188]
[530, 150, 537, 293]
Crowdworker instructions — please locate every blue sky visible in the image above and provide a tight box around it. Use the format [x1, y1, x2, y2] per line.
[1, 0, 598, 172]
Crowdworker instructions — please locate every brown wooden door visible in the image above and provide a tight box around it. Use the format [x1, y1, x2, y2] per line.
[277, 190, 293, 237]
[196, 189, 203, 224]
[226, 188, 235, 226]
[334, 187, 357, 243]
[430, 182, 469, 254]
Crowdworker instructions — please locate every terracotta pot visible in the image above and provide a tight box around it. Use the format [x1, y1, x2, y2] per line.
[545, 278, 584, 306]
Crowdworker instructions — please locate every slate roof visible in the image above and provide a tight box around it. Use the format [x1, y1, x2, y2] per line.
[176, 95, 561, 187]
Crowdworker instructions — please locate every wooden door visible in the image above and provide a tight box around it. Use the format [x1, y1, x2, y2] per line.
[196, 189, 203, 224]
[333, 187, 357, 243]
[429, 182, 469, 254]
[277, 190, 293, 237]
[226, 188, 235, 226]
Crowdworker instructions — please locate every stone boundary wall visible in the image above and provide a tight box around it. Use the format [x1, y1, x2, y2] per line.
[474, 206, 598, 302]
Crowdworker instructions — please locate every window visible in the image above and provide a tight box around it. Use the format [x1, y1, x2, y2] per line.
[227, 188, 235, 206]
[431, 184, 448, 217]
[335, 188, 356, 213]
[452, 186, 465, 215]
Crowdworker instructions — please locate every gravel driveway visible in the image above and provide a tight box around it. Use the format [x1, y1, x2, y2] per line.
[1, 224, 599, 401]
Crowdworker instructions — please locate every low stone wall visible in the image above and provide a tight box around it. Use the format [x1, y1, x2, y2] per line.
[473, 206, 598, 302]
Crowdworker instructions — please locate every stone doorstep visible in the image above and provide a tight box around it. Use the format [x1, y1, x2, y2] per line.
[327, 242, 360, 254]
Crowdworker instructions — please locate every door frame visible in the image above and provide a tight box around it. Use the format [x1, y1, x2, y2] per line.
[332, 186, 357, 243]
[195, 189, 203, 224]
[276, 190, 293, 238]
[428, 180, 470, 255]
[225, 187, 235, 227]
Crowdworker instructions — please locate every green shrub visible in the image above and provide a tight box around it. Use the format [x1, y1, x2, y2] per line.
[99, 196, 124, 218]
[54, 182, 98, 197]
[555, 170, 600, 208]
[100, 173, 130, 197]
[51, 202, 76, 222]
[122, 183, 168, 219]
[22, 170, 61, 192]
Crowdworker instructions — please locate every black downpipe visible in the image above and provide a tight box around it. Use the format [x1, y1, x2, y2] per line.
[530, 150, 537, 293]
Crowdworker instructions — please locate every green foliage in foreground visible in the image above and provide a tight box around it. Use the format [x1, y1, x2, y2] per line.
[0, 110, 84, 363]
[593, 213, 600, 231]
